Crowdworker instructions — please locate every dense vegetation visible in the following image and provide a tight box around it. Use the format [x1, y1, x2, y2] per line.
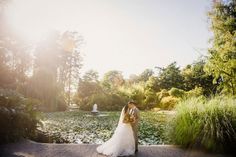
[167, 1, 236, 152]
[76, 61, 215, 111]
[37, 111, 170, 145]
[205, 0, 236, 95]
[0, 89, 39, 143]
[169, 97, 236, 153]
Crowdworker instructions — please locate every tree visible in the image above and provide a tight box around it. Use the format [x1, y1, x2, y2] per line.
[26, 32, 62, 111]
[76, 70, 102, 107]
[145, 76, 160, 92]
[143, 76, 160, 109]
[82, 70, 99, 82]
[26, 31, 83, 111]
[157, 62, 184, 90]
[182, 59, 216, 95]
[138, 69, 154, 82]
[0, 52, 14, 88]
[0, 6, 32, 90]
[102, 70, 125, 91]
[127, 74, 139, 84]
[77, 70, 101, 99]
[0, 20, 14, 88]
[205, 0, 236, 95]
[59, 31, 83, 105]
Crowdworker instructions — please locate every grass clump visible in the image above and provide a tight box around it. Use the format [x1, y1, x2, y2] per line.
[169, 97, 236, 153]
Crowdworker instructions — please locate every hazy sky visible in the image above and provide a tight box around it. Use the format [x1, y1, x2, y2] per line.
[5, 0, 212, 78]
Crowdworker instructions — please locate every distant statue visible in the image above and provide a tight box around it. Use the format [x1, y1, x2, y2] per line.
[91, 104, 99, 115]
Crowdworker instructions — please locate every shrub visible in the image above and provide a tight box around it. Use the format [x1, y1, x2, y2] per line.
[169, 88, 186, 98]
[186, 87, 203, 97]
[169, 97, 236, 153]
[129, 85, 145, 109]
[160, 96, 179, 110]
[118, 83, 146, 109]
[0, 89, 39, 143]
[79, 92, 127, 111]
[79, 93, 108, 111]
[157, 89, 170, 100]
[144, 90, 158, 109]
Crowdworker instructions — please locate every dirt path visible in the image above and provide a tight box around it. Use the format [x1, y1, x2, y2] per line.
[0, 140, 230, 157]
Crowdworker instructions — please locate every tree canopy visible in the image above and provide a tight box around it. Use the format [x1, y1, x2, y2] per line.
[205, 0, 236, 95]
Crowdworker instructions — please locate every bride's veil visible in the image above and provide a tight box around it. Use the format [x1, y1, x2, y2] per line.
[118, 107, 125, 126]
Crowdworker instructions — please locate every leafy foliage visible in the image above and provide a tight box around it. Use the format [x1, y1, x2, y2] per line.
[157, 62, 184, 90]
[186, 87, 203, 97]
[205, 0, 236, 95]
[102, 70, 125, 91]
[182, 60, 216, 96]
[76, 70, 127, 111]
[37, 111, 170, 145]
[0, 89, 39, 143]
[169, 88, 186, 98]
[159, 96, 179, 110]
[138, 69, 154, 82]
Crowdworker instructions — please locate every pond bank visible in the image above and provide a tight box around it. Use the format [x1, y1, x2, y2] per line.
[0, 140, 230, 157]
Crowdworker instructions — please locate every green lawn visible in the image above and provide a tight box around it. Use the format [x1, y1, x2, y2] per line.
[37, 111, 171, 145]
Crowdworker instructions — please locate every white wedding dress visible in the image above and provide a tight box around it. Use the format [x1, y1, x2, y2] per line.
[96, 107, 135, 157]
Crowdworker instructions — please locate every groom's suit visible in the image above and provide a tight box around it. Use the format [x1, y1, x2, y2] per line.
[129, 107, 140, 151]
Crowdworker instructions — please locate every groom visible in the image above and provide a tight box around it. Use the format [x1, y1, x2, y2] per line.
[128, 101, 140, 153]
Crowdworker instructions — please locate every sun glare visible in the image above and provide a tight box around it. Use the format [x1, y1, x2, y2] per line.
[3, 0, 211, 77]
[5, 0, 62, 42]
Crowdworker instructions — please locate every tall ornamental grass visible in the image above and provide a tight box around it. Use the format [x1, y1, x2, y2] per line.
[169, 97, 236, 153]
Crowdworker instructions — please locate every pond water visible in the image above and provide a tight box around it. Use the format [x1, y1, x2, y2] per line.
[85, 113, 109, 117]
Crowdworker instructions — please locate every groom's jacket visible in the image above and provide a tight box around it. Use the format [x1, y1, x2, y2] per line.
[129, 108, 140, 125]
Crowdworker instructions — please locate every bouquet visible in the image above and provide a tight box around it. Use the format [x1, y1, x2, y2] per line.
[123, 113, 135, 123]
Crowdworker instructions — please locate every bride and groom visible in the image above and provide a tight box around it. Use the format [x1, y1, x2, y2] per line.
[97, 101, 140, 157]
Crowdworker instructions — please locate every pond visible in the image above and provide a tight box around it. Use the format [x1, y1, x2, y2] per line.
[36, 111, 171, 145]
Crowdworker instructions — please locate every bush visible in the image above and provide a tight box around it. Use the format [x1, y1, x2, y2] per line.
[144, 90, 158, 109]
[79, 93, 108, 111]
[0, 89, 39, 143]
[159, 96, 179, 110]
[129, 85, 145, 109]
[169, 88, 186, 98]
[169, 97, 236, 153]
[186, 87, 203, 97]
[79, 92, 127, 111]
[157, 89, 170, 100]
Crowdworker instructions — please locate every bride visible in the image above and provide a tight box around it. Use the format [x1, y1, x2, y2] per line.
[96, 104, 135, 157]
